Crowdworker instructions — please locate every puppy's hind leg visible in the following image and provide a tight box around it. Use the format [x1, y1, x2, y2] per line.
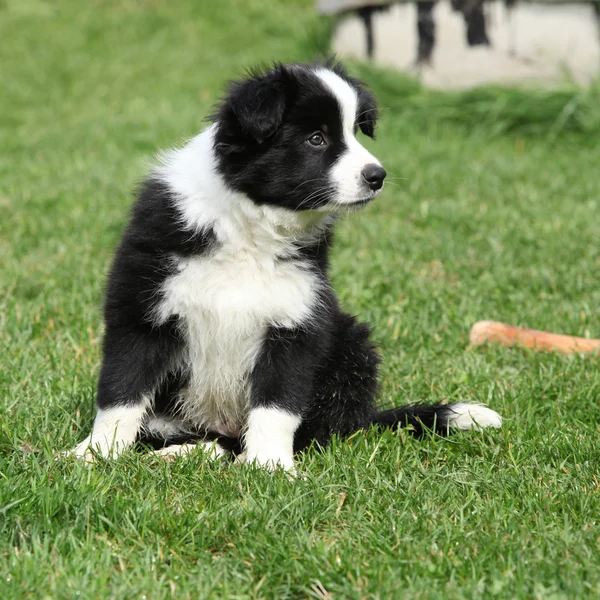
[293, 313, 380, 452]
[141, 416, 231, 461]
[153, 441, 228, 461]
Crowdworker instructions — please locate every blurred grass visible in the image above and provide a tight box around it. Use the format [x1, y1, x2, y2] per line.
[1, 0, 600, 598]
[351, 61, 600, 137]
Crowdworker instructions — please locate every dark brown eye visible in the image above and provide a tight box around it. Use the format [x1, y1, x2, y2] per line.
[308, 132, 326, 147]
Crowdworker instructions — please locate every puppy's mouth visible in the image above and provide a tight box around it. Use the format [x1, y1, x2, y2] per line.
[348, 197, 374, 207]
[317, 190, 382, 213]
[344, 190, 381, 209]
[332, 200, 371, 215]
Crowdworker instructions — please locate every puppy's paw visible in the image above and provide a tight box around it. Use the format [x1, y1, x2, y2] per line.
[55, 437, 97, 463]
[56, 437, 121, 463]
[237, 451, 297, 477]
[153, 441, 227, 462]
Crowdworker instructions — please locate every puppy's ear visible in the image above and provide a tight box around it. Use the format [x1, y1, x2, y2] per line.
[355, 86, 378, 139]
[214, 65, 295, 149]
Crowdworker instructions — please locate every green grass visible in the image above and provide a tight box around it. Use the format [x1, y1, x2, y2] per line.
[2, 0, 600, 598]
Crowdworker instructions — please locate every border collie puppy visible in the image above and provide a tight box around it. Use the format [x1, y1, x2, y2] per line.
[70, 61, 501, 471]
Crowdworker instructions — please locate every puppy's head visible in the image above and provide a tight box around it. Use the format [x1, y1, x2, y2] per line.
[212, 61, 385, 212]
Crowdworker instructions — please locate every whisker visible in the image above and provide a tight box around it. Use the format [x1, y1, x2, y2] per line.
[297, 188, 334, 206]
[295, 186, 335, 210]
[288, 177, 328, 193]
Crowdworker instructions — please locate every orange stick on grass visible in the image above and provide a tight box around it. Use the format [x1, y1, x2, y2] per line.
[469, 321, 600, 355]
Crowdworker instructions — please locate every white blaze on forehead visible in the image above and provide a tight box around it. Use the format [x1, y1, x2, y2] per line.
[314, 68, 383, 206]
[314, 68, 358, 133]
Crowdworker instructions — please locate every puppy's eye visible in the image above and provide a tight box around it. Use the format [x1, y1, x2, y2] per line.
[307, 132, 326, 147]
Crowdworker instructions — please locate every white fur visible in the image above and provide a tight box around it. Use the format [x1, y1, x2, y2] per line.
[448, 403, 503, 430]
[155, 126, 328, 236]
[153, 442, 227, 460]
[153, 128, 326, 437]
[71, 400, 150, 459]
[314, 69, 383, 206]
[144, 415, 191, 438]
[242, 407, 301, 471]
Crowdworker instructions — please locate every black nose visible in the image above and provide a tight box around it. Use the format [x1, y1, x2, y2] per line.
[361, 164, 387, 191]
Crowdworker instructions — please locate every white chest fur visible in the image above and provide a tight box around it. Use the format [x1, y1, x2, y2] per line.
[156, 219, 322, 436]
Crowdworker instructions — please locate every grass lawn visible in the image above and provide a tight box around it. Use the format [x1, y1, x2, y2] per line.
[2, 0, 600, 597]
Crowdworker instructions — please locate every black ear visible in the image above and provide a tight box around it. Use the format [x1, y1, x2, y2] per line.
[214, 65, 294, 149]
[355, 86, 378, 139]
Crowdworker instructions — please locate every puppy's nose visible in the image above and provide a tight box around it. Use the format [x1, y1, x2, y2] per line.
[361, 164, 387, 191]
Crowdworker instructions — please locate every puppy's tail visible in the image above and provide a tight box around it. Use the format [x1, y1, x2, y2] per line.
[371, 402, 502, 436]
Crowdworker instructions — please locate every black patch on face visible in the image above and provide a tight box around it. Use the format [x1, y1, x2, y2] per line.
[211, 61, 379, 211]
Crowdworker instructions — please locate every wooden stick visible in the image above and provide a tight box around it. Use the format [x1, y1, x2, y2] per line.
[469, 320, 600, 355]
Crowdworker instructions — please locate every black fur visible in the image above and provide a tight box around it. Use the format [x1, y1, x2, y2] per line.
[97, 179, 216, 411]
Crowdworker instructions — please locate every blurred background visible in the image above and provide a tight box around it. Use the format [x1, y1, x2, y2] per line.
[323, 0, 600, 88]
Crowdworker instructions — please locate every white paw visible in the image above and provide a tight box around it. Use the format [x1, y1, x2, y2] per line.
[448, 403, 502, 430]
[59, 406, 147, 462]
[241, 407, 300, 475]
[58, 436, 124, 463]
[237, 451, 296, 475]
[57, 444, 102, 464]
[153, 441, 227, 461]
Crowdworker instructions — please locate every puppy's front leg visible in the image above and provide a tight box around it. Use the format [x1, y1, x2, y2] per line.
[72, 400, 150, 460]
[243, 407, 301, 472]
[243, 325, 322, 473]
[70, 322, 179, 461]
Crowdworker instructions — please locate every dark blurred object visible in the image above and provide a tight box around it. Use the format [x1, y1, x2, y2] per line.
[451, 0, 490, 45]
[356, 4, 390, 57]
[318, 0, 600, 65]
[318, 0, 492, 60]
[417, 1, 437, 64]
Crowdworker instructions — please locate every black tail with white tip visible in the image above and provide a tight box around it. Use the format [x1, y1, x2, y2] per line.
[372, 402, 502, 436]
